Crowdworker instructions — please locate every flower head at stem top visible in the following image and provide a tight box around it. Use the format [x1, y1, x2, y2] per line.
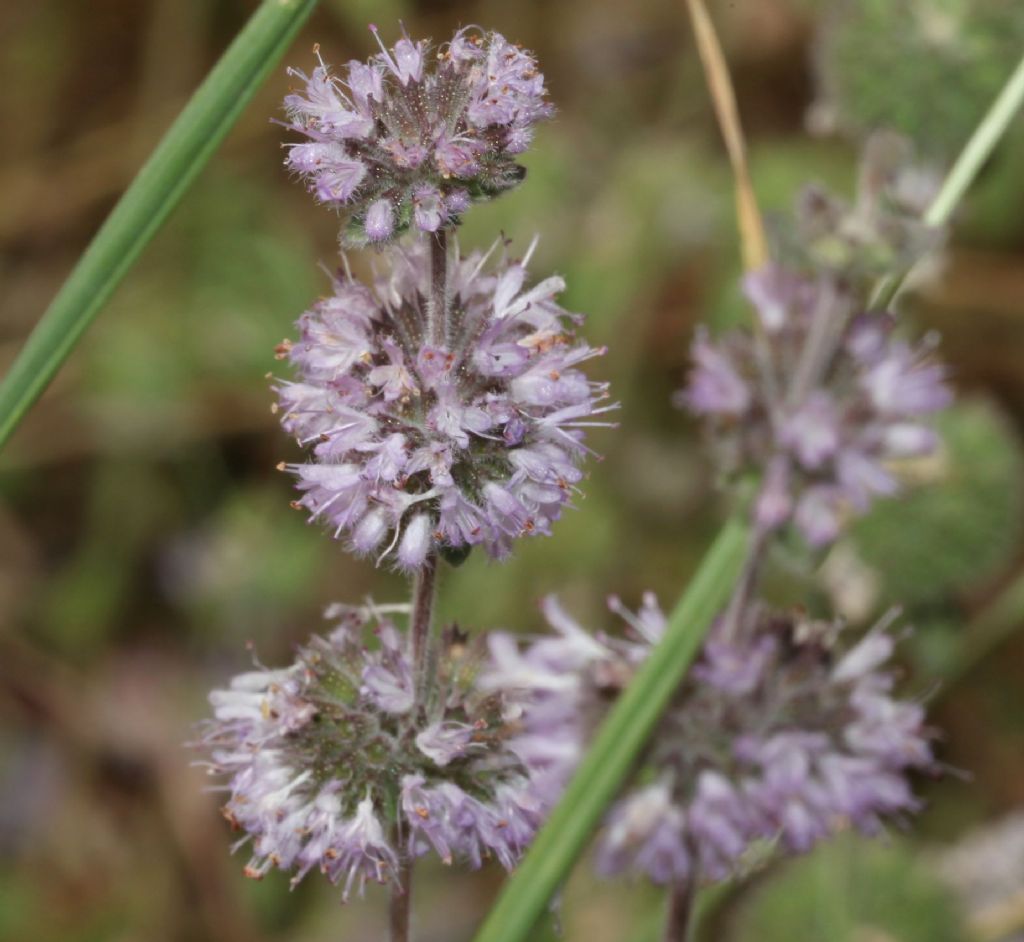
[483, 596, 936, 893]
[275, 237, 614, 570]
[194, 602, 571, 898]
[678, 141, 952, 548]
[282, 26, 553, 246]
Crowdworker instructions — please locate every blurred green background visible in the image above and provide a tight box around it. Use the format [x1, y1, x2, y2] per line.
[2, 0, 1024, 940]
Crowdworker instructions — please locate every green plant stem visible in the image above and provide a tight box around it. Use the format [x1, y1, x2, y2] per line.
[471, 518, 749, 942]
[664, 879, 696, 942]
[873, 51, 1024, 309]
[941, 565, 1024, 691]
[411, 553, 439, 707]
[924, 54, 1024, 228]
[427, 228, 449, 348]
[389, 848, 414, 942]
[0, 0, 318, 452]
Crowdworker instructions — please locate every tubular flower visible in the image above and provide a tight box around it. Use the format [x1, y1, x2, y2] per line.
[483, 597, 936, 890]
[195, 603, 554, 895]
[275, 240, 613, 569]
[283, 26, 553, 245]
[678, 142, 951, 547]
[678, 268, 950, 547]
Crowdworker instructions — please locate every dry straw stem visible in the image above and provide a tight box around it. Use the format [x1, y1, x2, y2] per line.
[684, 0, 768, 273]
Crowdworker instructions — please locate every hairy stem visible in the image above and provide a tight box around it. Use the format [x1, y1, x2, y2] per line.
[410, 553, 439, 708]
[389, 851, 414, 942]
[427, 228, 448, 348]
[663, 879, 696, 942]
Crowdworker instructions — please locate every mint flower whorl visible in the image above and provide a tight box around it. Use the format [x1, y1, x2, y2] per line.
[196, 603, 550, 895]
[275, 241, 612, 569]
[284, 27, 553, 245]
[679, 266, 951, 546]
[485, 598, 935, 889]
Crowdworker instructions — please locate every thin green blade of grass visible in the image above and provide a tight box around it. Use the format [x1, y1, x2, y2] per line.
[0, 0, 318, 451]
[873, 51, 1024, 308]
[471, 517, 749, 942]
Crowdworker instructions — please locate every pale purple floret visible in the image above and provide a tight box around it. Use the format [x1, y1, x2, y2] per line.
[282, 27, 553, 243]
[682, 329, 751, 416]
[680, 263, 950, 547]
[194, 603, 553, 894]
[276, 240, 613, 569]
[485, 597, 935, 891]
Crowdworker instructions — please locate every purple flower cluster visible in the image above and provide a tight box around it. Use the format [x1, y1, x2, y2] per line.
[485, 597, 935, 889]
[195, 603, 546, 896]
[284, 27, 552, 244]
[276, 240, 612, 569]
[680, 264, 950, 546]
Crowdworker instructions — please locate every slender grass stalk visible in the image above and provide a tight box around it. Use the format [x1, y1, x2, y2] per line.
[470, 518, 749, 942]
[873, 51, 1024, 308]
[0, 0, 318, 451]
[939, 564, 1024, 691]
[684, 0, 767, 272]
[925, 54, 1024, 228]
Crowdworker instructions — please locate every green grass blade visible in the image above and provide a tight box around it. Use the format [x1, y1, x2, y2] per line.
[924, 52, 1024, 228]
[872, 50, 1024, 308]
[0, 0, 318, 451]
[471, 517, 749, 942]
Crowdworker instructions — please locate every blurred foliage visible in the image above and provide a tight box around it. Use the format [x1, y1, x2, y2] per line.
[852, 399, 1024, 608]
[1, 0, 1024, 940]
[725, 835, 966, 942]
[812, 0, 1024, 159]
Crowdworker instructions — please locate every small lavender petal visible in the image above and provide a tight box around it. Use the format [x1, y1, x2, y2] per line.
[683, 330, 751, 416]
[794, 486, 844, 547]
[754, 457, 794, 531]
[781, 391, 840, 470]
[412, 184, 445, 232]
[364, 198, 395, 242]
